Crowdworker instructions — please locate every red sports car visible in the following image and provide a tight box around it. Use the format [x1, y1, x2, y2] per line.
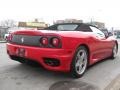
[6, 23, 118, 78]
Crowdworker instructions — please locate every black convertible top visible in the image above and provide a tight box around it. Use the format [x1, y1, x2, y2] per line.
[44, 23, 97, 32]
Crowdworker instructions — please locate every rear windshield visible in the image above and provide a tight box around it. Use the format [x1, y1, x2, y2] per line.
[57, 24, 78, 30]
[44, 24, 79, 31]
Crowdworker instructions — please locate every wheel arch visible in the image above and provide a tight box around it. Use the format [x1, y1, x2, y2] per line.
[76, 44, 91, 65]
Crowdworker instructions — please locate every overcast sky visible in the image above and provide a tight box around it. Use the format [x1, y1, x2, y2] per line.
[0, 0, 120, 29]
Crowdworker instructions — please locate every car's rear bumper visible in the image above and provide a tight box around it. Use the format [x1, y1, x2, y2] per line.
[7, 43, 74, 72]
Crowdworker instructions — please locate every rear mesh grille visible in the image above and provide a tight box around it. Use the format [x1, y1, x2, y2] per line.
[11, 35, 41, 46]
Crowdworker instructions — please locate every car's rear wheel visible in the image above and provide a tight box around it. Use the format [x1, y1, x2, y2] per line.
[110, 43, 118, 59]
[71, 46, 88, 78]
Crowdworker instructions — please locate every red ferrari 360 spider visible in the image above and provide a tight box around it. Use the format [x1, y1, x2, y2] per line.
[6, 23, 118, 78]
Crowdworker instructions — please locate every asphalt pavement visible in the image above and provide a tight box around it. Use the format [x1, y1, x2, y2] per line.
[0, 43, 120, 90]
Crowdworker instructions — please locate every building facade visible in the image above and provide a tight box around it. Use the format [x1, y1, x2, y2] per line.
[54, 19, 83, 24]
[18, 21, 48, 29]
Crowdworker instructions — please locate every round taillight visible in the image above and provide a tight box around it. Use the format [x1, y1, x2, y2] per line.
[41, 37, 48, 46]
[52, 38, 60, 47]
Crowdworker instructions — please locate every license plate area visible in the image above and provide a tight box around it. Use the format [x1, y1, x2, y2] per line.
[16, 48, 26, 57]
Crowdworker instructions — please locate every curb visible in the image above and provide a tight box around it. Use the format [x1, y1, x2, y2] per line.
[105, 74, 120, 90]
[0, 41, 6, 43]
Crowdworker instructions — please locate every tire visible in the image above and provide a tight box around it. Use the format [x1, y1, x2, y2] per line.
[110, 43, 118, 59]
[70, 46, 88, 78]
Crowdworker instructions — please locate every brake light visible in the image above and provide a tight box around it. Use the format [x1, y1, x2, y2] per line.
[51, 38, 60, 47]
[40, 36, 61, 48]
[7, 34, 13, 42]
[41, 37, 48, 46]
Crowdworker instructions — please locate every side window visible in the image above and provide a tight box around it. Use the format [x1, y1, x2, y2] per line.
[44, 25, 57, 30]
[78, 25, 92, 32]
[90, 26, 105, 39]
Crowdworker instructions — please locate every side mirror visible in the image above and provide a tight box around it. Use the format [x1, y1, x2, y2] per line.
[103, 32, 109, 38]
[108, 32, 113, 37]
[101, 29, 109, 38]
[105, 32, 113, 38]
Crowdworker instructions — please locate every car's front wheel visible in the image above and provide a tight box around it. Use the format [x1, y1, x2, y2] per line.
[71, 46, 88, 78]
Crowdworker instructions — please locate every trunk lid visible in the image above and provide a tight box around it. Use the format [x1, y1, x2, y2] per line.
[13, 29, 89, 37]
[10, 29, 90, 47]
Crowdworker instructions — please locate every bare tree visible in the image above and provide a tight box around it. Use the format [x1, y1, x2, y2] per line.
[0, 19, 16, 28]
[0, 20, 16, 39]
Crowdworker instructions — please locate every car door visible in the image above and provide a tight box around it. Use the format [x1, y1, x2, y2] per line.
[90, 26, 111, 60]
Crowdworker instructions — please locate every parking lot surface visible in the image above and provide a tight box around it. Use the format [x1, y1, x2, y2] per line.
[0, 43, 120, 90]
